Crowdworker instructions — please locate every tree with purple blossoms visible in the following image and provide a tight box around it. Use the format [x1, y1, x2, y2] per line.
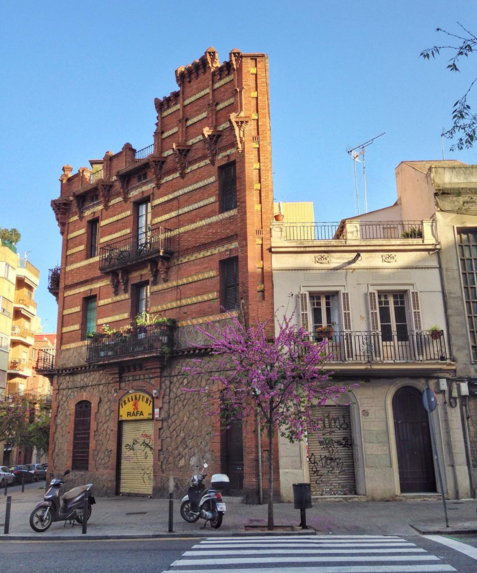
[183, 314, 353, 530]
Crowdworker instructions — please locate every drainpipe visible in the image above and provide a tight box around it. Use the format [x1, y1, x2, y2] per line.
[436, 248, 454, 362]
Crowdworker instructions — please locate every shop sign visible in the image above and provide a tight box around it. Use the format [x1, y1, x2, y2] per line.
[119, 392, 153, 421]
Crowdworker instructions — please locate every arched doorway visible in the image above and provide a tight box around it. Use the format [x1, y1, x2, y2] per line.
[392, 386, 436, 493]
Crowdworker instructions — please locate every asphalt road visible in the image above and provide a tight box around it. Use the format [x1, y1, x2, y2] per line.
[0, 538, 196, 573]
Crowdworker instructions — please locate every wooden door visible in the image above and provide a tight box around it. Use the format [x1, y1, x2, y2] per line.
[223, 420, 244, 494]
[393, 386, 436, 493]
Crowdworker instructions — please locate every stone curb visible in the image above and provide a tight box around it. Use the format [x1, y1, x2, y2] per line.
[410, 524, 477, 535]
[0, 530, 318, 541]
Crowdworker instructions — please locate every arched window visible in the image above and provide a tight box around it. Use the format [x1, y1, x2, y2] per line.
[72, 400, 91, 471]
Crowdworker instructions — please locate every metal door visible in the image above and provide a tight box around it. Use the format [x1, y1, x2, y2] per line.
[393, 386, 436, 493]
[308, 406, 356, 496]
[223, 420, 244, 494]
[119, 420, 154, 496]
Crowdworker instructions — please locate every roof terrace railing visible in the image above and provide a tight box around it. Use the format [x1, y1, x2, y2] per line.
[135, 144, 154, 161]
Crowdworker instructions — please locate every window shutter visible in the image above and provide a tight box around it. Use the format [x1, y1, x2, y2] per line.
[223, 257, 239, 310]
[72, 401, 92, 471]
[367, 291, 380, 332]
[298, 292, 310, 334]
[409, 290, 422, 332]
[220, 163, 237, 212]
[340, 291, 352, 332]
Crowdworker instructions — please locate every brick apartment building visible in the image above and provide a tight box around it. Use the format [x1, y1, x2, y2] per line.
[44, 48, 276, 499]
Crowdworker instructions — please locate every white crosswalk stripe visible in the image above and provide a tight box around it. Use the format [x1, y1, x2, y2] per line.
[165, 535, 457, 573]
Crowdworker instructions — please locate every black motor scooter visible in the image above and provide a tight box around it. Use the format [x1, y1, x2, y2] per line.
[29, 470, 95, 532]
[180, 463, 229, 529]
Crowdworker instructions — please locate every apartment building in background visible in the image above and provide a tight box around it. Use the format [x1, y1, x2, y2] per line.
[44, 48, 275, 500]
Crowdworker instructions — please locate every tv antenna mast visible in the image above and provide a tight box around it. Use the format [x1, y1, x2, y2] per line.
[347, 132, 385, 215]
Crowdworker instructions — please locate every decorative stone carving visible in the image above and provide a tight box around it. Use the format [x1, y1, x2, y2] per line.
[51, 197, 71, 235]
[205, 47, 220, 71]
[149, 155, 167, 188]
[314, 254, 330, 264]
[149, 260, 159, 286]
[98, 181, 114, 209]
[120, 270, 129, 293]
[202, 127, 222, 165]
[229, 112, 249, 153]
[229, 49, 242, 70]
[117, 173, 131, 202]
[158, 259, 170, 282]
[172, 143, 192, 179]
[110, 271, 120, 296]
[154, 97, 162, 116]
[382, 254, 397, 263]
[72, 193, 85, 220]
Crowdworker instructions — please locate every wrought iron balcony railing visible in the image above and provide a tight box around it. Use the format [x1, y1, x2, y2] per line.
[48, 267, 61, 296]
[135, 144, 154, 161]
[35, 349, 55, 373]
[8, 359, 33, 372]
[86, 323, 173, 364]
[279, 221, 425, 241]
[99, 228, 173, 273]
[312, 330, 448, 363]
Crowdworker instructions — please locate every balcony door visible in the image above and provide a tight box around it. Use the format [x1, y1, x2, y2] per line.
[378, 293, 410, 360]
[137, 201, 151, 249]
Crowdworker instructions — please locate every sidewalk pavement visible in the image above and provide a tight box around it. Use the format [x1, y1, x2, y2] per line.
[1, 484, 477, 539]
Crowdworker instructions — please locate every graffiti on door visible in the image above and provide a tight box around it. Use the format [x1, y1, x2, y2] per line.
[123, 432, 154, 487]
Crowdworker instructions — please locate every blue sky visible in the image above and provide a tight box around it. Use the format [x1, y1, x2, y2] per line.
[1, 0, 476, 330]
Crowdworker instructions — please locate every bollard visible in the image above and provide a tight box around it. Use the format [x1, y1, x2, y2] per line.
[21, 473, 25, 493]
[4, 479, 7, 497]
[4, 496, 12, 534]
[82, 495, 88, 535]
[168, 493, 174, 533]
[300, 507, 308, 529]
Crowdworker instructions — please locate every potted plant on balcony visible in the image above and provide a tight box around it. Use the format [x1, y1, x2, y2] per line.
[429, 325, 443, 340]
[401, 227, 423, 239]
[315, 323, 336, 340]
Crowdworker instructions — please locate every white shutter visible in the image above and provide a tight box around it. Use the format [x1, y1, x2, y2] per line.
[367, 291, 380, 332]
[298, 292, 311, 336]
[409, 290, 422, 332]
[340, 291, 352, 360]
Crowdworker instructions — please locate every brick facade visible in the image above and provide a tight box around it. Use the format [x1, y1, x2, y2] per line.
[48, 48, 279, 500]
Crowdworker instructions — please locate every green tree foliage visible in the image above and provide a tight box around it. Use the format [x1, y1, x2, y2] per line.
[421, 23, 477, 150]
[0, 394, 50, 453]
[0, 228, 21, 246]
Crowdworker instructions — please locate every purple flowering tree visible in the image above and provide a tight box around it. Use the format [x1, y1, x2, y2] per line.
[183, 314, 352, 530]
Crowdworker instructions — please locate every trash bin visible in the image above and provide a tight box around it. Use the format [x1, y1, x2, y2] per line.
[292, 483, 312, 510]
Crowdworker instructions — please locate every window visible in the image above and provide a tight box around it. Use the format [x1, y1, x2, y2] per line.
[219, 162, 237, 213]
[137, 201, 151, 246]
[4, 263, 12, 281]
[0, 334, 9, 352]
[310, 294, 340, 339]
[72, 401, 91, 471]
[378, 293, 409, 342]
[137, 172, 147, 183]
[133, 283, 150, 317]
[220, 257, 239, 311]
[458, 228, 477, 360]
[87, 219, 99, 258]
[83, 297, 97, 339]
[0, 297, 12, 318]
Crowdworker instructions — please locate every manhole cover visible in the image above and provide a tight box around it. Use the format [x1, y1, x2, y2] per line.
[126, 512, 148, 515]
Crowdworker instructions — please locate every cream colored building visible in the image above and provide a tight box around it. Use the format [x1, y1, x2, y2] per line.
[272, 188, 472, 501]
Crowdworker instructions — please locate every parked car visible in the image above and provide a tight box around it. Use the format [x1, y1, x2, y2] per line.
[9, 465, 34, 484]
[0, 466, 15, 487]
[26, 464, 47, 482]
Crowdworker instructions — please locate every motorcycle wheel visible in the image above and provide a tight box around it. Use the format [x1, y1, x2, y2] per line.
[74, 503, 92, 524]
[30, 507, 52, 532]
[180, 500, 200, 523]
[210, 511, 223, 529]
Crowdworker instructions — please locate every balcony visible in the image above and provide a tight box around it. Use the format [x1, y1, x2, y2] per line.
[86, 323, 173, 364]
[48, 267, 60, 298]
[99, 228, 173, 273]
[14, 296, 37, 315]
[313, 330, 451, 369]
[276, 220, 430, 242]
[8, 359, 33, 376]
[135, 144, 154, 161]
[11, 325, 35, 343]
[35, 349, 55, 374]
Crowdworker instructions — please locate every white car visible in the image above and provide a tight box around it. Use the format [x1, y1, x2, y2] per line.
[0, 466, 15, 487]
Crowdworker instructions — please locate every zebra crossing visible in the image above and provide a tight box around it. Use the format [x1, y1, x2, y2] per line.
[166, 535, 457, 572]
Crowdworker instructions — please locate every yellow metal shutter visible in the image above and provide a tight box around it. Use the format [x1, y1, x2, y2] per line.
[119, 420, 154, 496]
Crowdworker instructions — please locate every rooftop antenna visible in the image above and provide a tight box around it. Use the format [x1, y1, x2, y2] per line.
[347, 132, 385, 214]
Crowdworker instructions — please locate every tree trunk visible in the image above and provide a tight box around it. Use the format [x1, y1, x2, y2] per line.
[267, 417, 274, 530]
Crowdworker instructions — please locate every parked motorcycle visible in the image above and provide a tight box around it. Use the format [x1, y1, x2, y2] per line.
[180, 463, 229, 529]
[29, 470, 95, 532]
